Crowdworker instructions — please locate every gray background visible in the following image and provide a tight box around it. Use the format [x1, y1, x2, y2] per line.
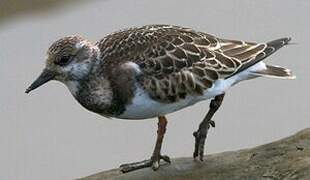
[0, 0, 309, 179]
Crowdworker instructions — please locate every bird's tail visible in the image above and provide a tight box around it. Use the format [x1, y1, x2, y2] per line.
[250, 64, 295, 79]
[249, 37, 296, 79]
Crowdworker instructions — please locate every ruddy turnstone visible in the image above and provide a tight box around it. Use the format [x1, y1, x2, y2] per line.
[25, 24, 295, 173]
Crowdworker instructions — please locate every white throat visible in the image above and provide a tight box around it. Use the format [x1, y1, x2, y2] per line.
[65, 80, 81, 96]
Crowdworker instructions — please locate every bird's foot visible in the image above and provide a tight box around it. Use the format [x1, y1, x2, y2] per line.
[120, 154, 171, 173]
[193, 120, 214, 161]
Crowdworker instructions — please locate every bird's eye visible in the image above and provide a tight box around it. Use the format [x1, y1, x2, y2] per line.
[56, 56, 71, 66]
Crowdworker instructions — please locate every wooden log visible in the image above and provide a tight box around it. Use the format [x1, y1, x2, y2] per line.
[79, 128, 310, 180]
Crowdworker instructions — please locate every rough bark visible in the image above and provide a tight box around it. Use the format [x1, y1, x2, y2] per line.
[78, 128, 310, 180]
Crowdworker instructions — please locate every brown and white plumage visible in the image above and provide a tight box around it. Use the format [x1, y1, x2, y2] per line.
[92, 25, 294, 117]
[26, 24, 295, 172]
[26, 25, 294, 118]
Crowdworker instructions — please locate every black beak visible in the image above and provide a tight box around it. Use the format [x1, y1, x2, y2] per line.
[25, 69, 55, 94]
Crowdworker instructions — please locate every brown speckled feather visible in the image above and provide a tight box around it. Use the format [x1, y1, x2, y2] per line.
[96, 25, 279, 102]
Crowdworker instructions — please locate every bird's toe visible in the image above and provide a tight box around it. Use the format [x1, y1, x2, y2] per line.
[120, 154, 171, 173]
[193, 129, 207, 161]
[160, 155, 171, 163]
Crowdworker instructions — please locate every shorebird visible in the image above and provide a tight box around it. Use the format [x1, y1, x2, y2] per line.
[26, 25, 295, 173]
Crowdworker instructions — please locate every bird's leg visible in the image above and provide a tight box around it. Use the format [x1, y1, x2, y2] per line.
[150, 116, 171, 169]
[120, 116, 170, 173]
[193, 93, 225, 161]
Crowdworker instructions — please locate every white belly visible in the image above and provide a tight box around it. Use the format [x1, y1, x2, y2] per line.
[116, 79, 233, 119]
[112, 62, 266, 119]
[116, 62, 266, 120]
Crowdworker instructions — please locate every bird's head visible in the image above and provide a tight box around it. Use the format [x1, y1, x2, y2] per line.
[25, 35, 99, 94]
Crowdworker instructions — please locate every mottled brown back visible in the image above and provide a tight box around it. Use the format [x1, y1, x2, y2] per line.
[96, 25, 269, 103]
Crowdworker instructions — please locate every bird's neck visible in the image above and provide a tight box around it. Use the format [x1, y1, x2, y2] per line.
[65, 67, 114, 116]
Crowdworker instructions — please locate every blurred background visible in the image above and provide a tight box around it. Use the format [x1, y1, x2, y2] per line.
[0, 0, 309, 179]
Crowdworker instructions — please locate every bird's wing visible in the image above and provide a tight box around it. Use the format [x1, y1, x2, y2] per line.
[218, 37, 291, 78]
[96, 25, 280, 102]
[130, 26, 246, 102]
[217, 38, 266, 78]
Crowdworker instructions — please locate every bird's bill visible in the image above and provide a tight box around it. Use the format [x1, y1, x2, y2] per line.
[25, 69, 55, 94]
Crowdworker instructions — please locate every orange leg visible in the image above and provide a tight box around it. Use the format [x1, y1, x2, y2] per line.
[120, 116, 170, 173]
